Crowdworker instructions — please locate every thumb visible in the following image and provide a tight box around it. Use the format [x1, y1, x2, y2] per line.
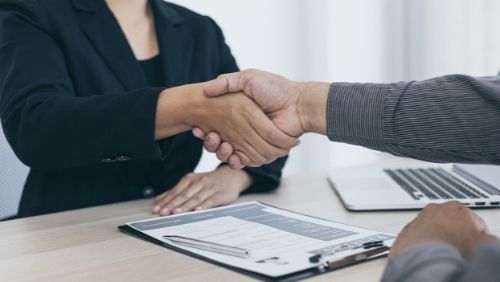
[204, 72, 248, 97]
[203, 77, 229, 97]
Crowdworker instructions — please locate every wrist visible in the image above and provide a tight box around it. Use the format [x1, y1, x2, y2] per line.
[155, 85, 195, 140]
[215, 165, 254, 193]
[155, 84, 203, 140]
[463, 233, 499, 259]
[297, 82, 329, 134]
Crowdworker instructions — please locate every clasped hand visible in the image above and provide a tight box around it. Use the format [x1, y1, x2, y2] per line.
[193, 69, 316, 169]
[178, 81, 299, 166]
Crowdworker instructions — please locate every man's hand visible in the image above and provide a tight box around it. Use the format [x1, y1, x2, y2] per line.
[192, 69, 329, 168]
[204, 69, 306, 137]
[390, 201, 497, 260]
[158, 83, 299, 166]
[153, 166, 252, 216]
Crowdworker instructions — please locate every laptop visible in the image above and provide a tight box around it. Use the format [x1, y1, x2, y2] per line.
[328, 164, 500, 211]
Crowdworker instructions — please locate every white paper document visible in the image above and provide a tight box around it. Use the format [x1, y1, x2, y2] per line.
[127, 202, 395, 278]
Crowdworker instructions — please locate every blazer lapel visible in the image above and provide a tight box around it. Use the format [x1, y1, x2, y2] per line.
[73, 0, 148, 90]
[151, 0, 194, 87]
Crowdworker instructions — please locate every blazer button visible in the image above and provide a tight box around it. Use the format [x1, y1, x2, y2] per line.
[115, 155, 131, 161]
[142, 186, 155, 198]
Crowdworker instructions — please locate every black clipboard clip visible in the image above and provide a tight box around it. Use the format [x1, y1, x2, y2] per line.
[309, 241, 390, 272]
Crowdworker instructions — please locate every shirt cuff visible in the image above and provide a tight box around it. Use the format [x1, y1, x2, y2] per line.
[327, 82, 388, 148]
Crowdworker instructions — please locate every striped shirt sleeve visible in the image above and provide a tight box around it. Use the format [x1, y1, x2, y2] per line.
[326, 75, 500, 164]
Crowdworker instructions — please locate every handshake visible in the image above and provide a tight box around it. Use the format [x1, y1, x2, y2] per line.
[191, 69, 330, 169]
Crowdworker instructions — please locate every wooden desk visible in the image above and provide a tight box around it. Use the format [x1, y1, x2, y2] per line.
[1, 161, 499, 281]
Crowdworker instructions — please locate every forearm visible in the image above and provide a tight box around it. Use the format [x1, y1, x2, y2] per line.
[154, 83, 203, 140]
[323, 75, 500, 164]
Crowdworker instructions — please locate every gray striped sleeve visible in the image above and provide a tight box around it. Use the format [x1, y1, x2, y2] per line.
[326, 75, 500, 164]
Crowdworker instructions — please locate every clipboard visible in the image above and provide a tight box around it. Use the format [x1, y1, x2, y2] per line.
[118, 202, 393, 282]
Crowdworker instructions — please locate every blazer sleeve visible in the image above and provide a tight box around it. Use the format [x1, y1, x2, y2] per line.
[207, 17, 288, 193]
[0, 0, 171, 170]
[326, 75, 500, 164]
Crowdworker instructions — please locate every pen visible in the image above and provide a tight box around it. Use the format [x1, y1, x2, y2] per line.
[362, 240, 384, 249]
[163, 235, 251, 259]
[308, 240, 386, 263]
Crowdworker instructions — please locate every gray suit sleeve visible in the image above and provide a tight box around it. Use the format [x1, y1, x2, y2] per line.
[382, 241, 500, 282]
[326, 75, 500, 164]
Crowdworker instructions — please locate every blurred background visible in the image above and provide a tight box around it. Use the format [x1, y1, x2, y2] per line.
[168, 0, 500, 176]
[2, 0, 500, 218]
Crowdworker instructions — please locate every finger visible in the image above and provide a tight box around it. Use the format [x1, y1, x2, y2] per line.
[232, 152, 249, 169]
[192, 127, 206, 139]
[203, 77, 230, 97]
[194, 192, 224, 211]
[204, 132, 222, 153]
[154, 190, 174, 213]
[241, 119, 290, 164]
[158, 181, 205, 216]
[228, 154, 245, 169]
[153, 176, 193, 215]
[216, 142, 234, 162]
[250, 115, 299, 150]
[177, 187, 218, 213]
[240, 136, 270, 166]
[155, 190, 169, 203]
[155, 178, 189, 205]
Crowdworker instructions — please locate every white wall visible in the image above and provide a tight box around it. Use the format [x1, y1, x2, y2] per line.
[167, 0, 500, 176]
[401, 0, 500, 79]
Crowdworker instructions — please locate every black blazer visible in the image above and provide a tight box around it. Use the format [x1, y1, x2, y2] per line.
[0, 0, 286, 217]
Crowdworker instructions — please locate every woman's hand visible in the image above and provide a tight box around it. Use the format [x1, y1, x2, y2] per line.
[152, 166, 253, 216]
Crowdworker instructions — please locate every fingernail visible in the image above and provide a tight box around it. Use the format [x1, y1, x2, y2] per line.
[160, 208, 169, 215]
[173, 208, 183, 214]
[229, 162, 235, 167]
[153, 205, 161, 213]
[195, 206, 203, 211]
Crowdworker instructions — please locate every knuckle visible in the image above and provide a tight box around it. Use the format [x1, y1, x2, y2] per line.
[181, 201, 195, 210]
[265, 130, 278, 144]
[193, 194, 205, 203]
[198, 175, 211, 184]
[424, 203, 437, 210]
[175, 194, 187, 202]
[203, 199, 214, 208]
[448, 200, 462, 208]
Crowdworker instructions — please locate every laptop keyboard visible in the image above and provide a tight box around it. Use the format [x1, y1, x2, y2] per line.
[384, 168, 489, 200]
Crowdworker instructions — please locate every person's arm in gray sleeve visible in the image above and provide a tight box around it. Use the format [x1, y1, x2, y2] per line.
[327, 75, 500, 164]
[382, 243, 466, 282]
[383, 241, 500, 282]
[455, 241, 500, 282]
